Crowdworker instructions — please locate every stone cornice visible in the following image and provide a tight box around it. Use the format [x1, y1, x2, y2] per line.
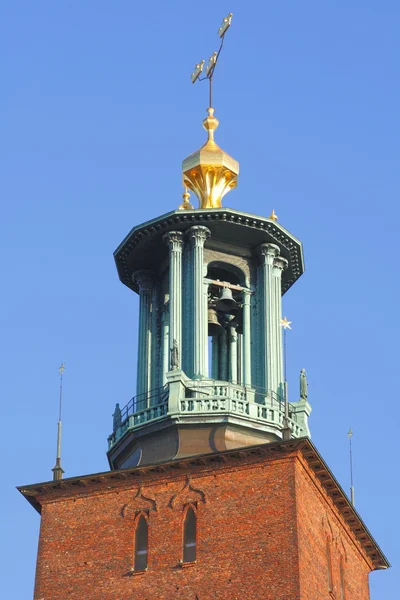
[114, 209, 304, 295]
[17, 438, 389, 571]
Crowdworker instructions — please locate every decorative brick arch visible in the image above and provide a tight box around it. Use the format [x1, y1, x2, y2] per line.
[121, 485, 157, 517]
[169, 475, 206, 510]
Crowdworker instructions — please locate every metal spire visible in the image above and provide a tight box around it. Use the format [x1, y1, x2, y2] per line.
[348, 428, 355, 506]
[52, 363, 65, 481]
[183, 13, 238, 210]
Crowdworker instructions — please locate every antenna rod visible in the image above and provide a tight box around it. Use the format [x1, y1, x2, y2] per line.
[283, 325, 289, 415]
[348, 428, 355, 506]
[52, 363, 65, 481]
[281, 317, 292, 440]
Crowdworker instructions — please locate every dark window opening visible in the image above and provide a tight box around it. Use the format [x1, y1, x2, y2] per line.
[134, 515, 148, 571]
[207, 264, 244, 382]
[183, 507, 197, 563]
[326, 539, 333, 592]
[340, 556, 346, 600]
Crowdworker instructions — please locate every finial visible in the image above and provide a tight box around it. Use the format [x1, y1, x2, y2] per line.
[178, 185, 194, 210]
[52, 362, 65, 481]
[183, 14, 239, 209]
[113, 403, 122, 431]
[269, 209, 278, 221]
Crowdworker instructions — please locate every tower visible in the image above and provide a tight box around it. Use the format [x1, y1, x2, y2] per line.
[108, 98, 310, 470]
[18, 15, 388, 600]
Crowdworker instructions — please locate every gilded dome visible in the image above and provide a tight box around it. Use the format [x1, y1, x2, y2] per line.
[182, 108, 239, 209]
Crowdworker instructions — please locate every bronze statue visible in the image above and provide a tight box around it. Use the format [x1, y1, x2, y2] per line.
[171, 339, 179, 370]
[300, 369, 308, 400]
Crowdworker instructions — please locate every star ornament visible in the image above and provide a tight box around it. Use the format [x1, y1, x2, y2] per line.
[281, 317, 292, 330]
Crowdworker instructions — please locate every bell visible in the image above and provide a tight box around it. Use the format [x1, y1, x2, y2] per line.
[208, 307, 222, 336]
[231, 315, 243, 335]
[215, 287, 238, 314]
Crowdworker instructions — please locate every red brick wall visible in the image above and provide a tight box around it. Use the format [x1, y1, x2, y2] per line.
[295, 454, 371, 600]
[33, 453, 371, 600]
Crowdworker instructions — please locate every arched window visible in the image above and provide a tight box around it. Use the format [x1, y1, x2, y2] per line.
[134, 515, 148, 571]
[206, 263, 245, 383]
[183, 507, 197, 563]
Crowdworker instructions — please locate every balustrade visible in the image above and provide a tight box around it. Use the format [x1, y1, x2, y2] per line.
[108, 380, 306, 450]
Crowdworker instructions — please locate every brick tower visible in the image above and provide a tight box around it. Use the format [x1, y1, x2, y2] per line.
[19, 15, 388, 600]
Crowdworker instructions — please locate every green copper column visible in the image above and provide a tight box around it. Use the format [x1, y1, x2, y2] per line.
[272, 256, 288, 396]
[163, 231, 184, 370]
[219, 327, 228, 381]
[229, 324, 238, 383]
[132, 270, 154, 403]
[187, 226, 211, 379]
[237, 332, 243, 384]
[211, 335, 220, 379]
[242, 289, 252, 386]
[161, 302, 169, 385]
[150, 285, 160, 396]
[257, 244, 280, 394]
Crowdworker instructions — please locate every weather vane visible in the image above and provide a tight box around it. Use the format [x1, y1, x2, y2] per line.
[191, 13, 233, 108]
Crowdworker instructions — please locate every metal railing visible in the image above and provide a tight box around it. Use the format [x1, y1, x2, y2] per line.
[113, 385, 168, 432]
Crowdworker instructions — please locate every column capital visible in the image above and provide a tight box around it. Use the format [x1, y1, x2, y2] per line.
[163, 230, 184, 252]
[187, 225, 211, 247]
[132, 269, 154, 292]
[257, 243, 280, 265]
[273, 256, 288, 274]
[242, 289, 251, 303]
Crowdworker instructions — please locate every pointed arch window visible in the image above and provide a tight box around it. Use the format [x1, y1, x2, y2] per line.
[134, 515, 148, 571]
[183, 507, 197, 563]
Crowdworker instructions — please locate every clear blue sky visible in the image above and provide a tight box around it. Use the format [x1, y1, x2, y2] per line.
[1, 2, 398, 597]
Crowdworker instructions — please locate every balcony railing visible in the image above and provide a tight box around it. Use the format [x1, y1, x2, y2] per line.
[108, 378, 306, 450]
